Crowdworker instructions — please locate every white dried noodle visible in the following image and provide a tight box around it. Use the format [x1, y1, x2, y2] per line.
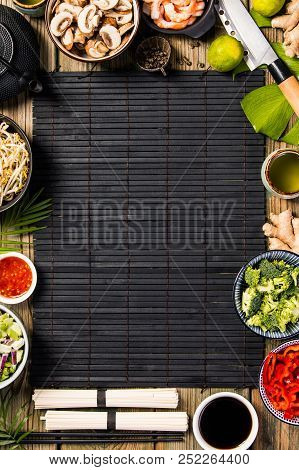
[0, 121, 30, 207]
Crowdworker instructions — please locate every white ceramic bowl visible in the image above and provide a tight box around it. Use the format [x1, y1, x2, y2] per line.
[0, 304, 29, 390]
[0, 252, 37, 305]
[192, 392, 259, 450]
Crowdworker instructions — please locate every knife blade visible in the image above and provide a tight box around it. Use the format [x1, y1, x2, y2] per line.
[215, 0, 299, 117]
[215, 0, 278, 70]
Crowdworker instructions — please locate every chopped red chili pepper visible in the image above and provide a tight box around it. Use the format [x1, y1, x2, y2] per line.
[263, 344, 299, 420]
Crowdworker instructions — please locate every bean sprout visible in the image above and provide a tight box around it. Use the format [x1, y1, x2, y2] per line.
[0, 122, 30, 207]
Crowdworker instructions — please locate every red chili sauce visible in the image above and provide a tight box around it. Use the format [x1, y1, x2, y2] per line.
[0, 256, 32, 298]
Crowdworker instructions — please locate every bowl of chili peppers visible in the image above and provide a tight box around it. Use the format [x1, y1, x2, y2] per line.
[259, 340, 299, 425]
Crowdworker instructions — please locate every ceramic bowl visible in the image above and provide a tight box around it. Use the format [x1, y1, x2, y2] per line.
[259, 340, 299, 426]
[0, 304, 29, 390]
[0, 252, 37, 305]
[0, 115, 32, 213]
[193, 392, 259, 450]
[45, 0, 140, 63]
[142, 0, 216, 39]
[233, 250, 299, 339]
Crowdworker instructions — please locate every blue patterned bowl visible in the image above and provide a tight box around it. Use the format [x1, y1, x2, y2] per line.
[233, 250, 299, 339]
[259, 340, 299, 426]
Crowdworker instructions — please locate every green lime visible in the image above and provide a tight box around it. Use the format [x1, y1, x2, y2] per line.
[208, 35, 244, 73]
[252, 0, 285, 17]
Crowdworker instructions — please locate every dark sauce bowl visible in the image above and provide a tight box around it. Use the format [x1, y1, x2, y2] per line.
[0, 114, 32, 213]
[142, 0, 216, 39]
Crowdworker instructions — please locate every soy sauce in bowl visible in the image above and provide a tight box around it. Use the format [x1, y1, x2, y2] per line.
[199, 397, 253, 449]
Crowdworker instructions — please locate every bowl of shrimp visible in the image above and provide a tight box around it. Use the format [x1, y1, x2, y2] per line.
[142, 0, 215, 37]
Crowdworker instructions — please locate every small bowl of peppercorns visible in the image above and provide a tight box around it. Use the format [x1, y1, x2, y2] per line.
[136, 36, 171, 76]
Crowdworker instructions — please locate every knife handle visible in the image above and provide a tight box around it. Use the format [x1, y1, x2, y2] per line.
[268, 58, 299, 117]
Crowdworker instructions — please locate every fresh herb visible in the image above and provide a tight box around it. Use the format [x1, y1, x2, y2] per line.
[242, 259, 299, 333]
[250, 9, 272, 27]
[281, 119, 299, 145]
[0, 188, 52, 252]
[241, 84, 294, 140]
[0, 391, 32, 449]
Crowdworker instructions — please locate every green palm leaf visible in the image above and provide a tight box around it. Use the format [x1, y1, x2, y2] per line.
[0, 188, 52, 251]
[0, 391, 32, 449]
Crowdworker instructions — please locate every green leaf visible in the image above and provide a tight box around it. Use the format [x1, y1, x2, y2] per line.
[0, 440, 15, 446]
[241, 84, 293, 140]
[272, 43, 299, 79]
[281, 119, 299, 145]
[0, 189, 52, 247]
[233, 43, 299, 79]
[250, 9, 272, 27]
[17, 430, 32, 443]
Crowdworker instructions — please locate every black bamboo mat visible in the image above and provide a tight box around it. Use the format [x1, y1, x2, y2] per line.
[31, 71, 265, 388]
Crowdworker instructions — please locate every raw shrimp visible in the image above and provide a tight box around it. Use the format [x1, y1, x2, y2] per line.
[171, 0, 191, 6]
[151, 0, 164, 19]
[154, 14, 190, 29]
[164, 2, 193, 22]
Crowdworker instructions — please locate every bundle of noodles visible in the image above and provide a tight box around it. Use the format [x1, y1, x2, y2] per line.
[143, 0, 206, 30]
[33, 388, 179, 409]
[0, 122, 30, 207]
[42, 411, 189, 431]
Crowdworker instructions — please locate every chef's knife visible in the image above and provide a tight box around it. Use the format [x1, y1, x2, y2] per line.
[215, 0, 299, 116]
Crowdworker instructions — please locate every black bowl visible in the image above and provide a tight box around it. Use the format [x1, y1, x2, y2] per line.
[142, 0, 216, 39]
[0, 114, 32, 213]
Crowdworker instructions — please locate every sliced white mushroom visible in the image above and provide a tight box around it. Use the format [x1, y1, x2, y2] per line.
[77, 4, 97, 34]
[115, 0, 132, 11]
[118, 22, 133, 36]
[99, 24, 121, 50]
[73, 26, 86, 43]
[116, 11, 132, 25]
[91, 0, 119, 11]
[102, 16, 117, 27]
[65, 0, 87, 7]
[108, 32, 129, 55]
[91, 13, 102, 28]
[52, 0, 61, 14]
[61, 27, 74, 50]
[50, 11, 73, 37]
[56, 2, 82, 20]
[85, 39, 109, 58]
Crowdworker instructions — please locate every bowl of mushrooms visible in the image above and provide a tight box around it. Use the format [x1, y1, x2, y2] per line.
[46, 0, 140, 62]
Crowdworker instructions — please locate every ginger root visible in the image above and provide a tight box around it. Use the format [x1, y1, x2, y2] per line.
[263, 209, 299, 254]
[272, 0, 299, 57]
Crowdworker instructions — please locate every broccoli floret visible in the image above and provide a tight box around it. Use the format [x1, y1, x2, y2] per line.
[259, 259, 281, 279]
[260, 294, 279, 315]
[247, 312, 278, 332]
[273, 274, 292, 294]
[274, 294, 299, 332]
[244, 266, 260, 287]
[272, 260, 288, 271]
[281, 285, 299, 300]
[242, 287, 263, 317]
[291, 267, 299, 286]
[256, 278, 275, 293]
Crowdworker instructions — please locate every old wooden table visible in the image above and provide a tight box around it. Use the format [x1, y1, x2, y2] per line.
[1, 0, 298, 451]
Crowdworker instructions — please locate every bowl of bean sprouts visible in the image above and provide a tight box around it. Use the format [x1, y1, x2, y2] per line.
[0, 115, 32, 213]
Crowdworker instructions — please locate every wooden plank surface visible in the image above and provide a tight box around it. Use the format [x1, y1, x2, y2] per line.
[1, 0, 298, 451]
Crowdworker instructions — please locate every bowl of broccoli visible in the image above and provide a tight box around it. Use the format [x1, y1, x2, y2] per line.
[233, 251, 299, 339]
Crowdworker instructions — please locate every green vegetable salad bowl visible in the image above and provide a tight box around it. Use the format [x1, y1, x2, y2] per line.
[233, 251, 299, 339]
[0, 305, 29, 389]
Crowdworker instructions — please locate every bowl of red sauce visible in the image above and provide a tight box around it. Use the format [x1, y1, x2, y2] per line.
[0, 252, 37, 304]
